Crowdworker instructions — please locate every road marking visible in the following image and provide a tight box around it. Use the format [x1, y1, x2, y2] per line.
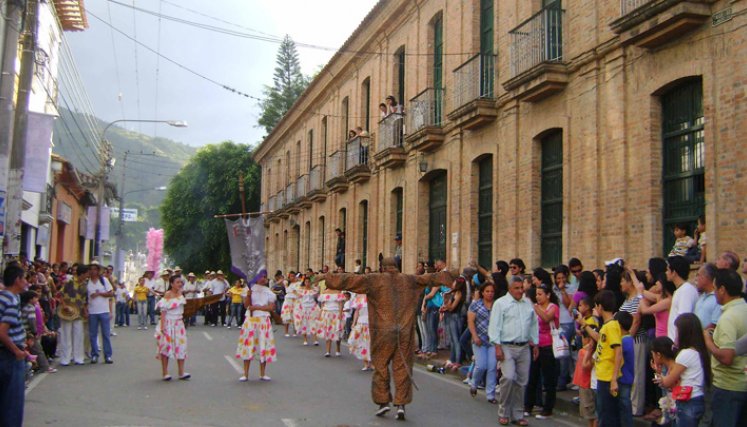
[281, 419, 300, 427]
[202, 331, 213, 341]
[25, 371, 48, 396]
[224, 354, 243, 374]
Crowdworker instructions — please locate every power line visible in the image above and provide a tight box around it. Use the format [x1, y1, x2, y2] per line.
[87, 10, 261, 102]
[106, 1, 127, 120]
[131, 0, 142, 132]
[153, 0, 163, 137]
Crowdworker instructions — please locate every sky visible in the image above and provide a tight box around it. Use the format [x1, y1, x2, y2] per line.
[67, 0, 379, 148]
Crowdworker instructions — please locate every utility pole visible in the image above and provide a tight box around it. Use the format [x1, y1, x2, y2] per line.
[0, 0, 25, 261]
[114, 150, 128, 281]
[94, 140, 113, 263]
[4, 0, 39, 258]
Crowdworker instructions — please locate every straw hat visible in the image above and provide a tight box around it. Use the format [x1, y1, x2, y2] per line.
[160, 270, 170, 277]
[58, 304, 80, 321]
[187, 272, 196, 278]
[216, 270, 225, 276]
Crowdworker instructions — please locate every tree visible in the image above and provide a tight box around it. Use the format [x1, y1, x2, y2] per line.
[160, 142, 261, 273]
[257, 35, 309, 134]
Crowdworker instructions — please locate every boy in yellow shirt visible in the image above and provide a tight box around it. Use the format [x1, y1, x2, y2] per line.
[133, 277, 151, 330]
[226, 280, 246, 329]
[594, 290, 623, 427]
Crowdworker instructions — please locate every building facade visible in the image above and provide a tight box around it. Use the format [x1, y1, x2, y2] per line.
[254, 0, 746, 273]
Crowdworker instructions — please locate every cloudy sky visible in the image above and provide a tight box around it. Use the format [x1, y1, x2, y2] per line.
[67, 0, 378, 148]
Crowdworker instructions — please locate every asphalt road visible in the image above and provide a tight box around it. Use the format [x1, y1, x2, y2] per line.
[24, 318, 585, 427]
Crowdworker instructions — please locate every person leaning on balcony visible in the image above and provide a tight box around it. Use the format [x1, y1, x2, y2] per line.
[385, 95, 403, 114]
[348, 129, 358, 141]
[379, 103, 388, 118]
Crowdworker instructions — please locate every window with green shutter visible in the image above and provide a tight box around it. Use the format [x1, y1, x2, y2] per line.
[541, 131, 563, 267]
[429, 172, 447, 264]
[480, 0, 494, 98]
[397, 48, 406, 105]
[662, 80, 704, 254]
[478, 156, 493, 269]
[394, 188, 403, 237]
[433, 15, 443, 124]
[361, 201, 369, 268]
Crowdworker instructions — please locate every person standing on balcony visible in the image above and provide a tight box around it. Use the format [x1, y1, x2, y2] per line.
[335, 228, 346, 269]
[385, 95, 403, 114]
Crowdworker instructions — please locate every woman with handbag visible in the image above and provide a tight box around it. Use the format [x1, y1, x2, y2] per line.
[651, 314, 710, 427]
[525, 281, 560, 419]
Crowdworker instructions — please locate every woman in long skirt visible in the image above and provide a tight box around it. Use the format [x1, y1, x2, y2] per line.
[155, 275, 190, 381]
[316, 289, 346, 357]
[235, 274, 277, 381]
[293, 277, 319, 346]
[280, 274, 298, 337]
[348, 293, 372, 370]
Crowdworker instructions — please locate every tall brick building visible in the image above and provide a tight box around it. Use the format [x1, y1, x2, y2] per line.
[254, 0, 746, 273]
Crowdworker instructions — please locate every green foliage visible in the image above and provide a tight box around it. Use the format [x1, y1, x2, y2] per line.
[160, 141, 260, 273]
[257, 35, 309, 135]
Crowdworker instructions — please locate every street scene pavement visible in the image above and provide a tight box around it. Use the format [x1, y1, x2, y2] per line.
[25, 320, 585, 427]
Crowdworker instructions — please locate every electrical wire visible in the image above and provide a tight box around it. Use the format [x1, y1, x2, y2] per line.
[131, 0, 142, 132]
[106, 0, 127, 121]
[153, 0, 163, 137]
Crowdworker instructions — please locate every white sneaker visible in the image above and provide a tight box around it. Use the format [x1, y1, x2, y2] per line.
[110, 331, 117, 336]
[144, 326, 148, 330]
[137, 327, 143, 330]
[284, 334, 290, 337]
[313, 341, 319, 346]
[335, 352, 341, 357]
[260, 376, 271, 381]
[227, 326, 231, 329]
[324, 352, 331, 357]
[238, 376, 248, 382]
[303, 341, 309, 346]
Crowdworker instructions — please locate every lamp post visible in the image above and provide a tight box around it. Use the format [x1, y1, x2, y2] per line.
[97, 119, 187, 266]
[114, 185, 167, 284]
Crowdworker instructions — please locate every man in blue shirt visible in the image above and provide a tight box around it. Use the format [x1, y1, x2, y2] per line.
[694, 263, 721, 329]
[489, 276, 539, 426]
[0, 264, 30, 427]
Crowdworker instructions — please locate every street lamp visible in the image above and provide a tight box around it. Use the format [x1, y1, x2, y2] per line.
[96, 118, 187, 268]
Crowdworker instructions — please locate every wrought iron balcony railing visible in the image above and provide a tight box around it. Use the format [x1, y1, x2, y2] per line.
[453, 54, 496, 110]
[345, 136, 370, 171]
[309, 165, 324, 192]
[509, 1, 564, 78]
[378, 113, 405, 150]
[407, 88, 444, 134]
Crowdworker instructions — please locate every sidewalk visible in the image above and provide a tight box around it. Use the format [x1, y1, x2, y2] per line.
[413, 349, 651, 427]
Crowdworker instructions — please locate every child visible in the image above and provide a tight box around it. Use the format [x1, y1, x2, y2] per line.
[652, 314, 709, 427]
[348, 293, 372, 370]
[21, 291, 55, 374]
[668, 223, 695, 259]
[133, 277, 150, 330]
[226, 280, 245, 329]
[573, 320, 597, 427]
[316, 288, 346, 357]
[594, 290, 623, 427]
[694, 215, 706, 263]
[614, 311, 635, 427]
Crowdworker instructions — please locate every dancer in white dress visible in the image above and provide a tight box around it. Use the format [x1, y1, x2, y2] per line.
[154, 275, 190, 381]
[280, 274, 298, 337]
[316, 290, 346, 357]
[348, 293, 372, 370]
[235, 274, 277, 381]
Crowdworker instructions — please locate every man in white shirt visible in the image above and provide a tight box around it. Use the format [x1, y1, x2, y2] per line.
[87, 262, 114, 364]
[202, 271, 215, 326]
[153, 270, 169, 299]
[183, 273, 199, 326]
[144, 271, 157, 325]
[666, 255, 699, 342]
[211, 270, 229, 326]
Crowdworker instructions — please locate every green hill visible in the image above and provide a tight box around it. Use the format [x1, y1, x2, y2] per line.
[52, 108, 196, 210]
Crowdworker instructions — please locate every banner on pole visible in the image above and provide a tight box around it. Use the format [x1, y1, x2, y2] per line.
[85, 206, 96, 240]
[225, 216, 266, 285]
[22, 112, 55, 193]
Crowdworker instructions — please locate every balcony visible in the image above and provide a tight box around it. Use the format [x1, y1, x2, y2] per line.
[448, 54, 498, 130]
[325, 150, 348, 193]
[503, 2, 569, 103]
[286, 183, 300, 214]
[276, 189, 289, 219]
[374, 113, 407, 168]
[296, 174, 312, 209]
[266, 195, 277, 223]
[344, 136, 372, 184]
[610, 0, 714, 49]
[405, 88, 445, 152]
[307, 164, 327, 202]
